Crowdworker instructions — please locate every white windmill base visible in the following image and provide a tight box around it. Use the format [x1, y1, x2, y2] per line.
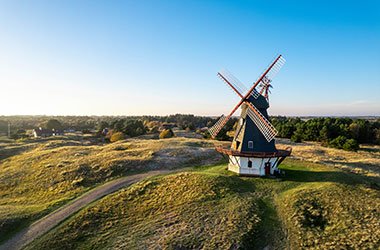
[228, 156, 282, 176]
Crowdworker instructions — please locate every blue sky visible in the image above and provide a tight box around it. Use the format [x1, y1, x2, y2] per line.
[0, 0, 379, 116]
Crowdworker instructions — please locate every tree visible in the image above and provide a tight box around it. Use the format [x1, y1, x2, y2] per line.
[10, 129, 28, 140]
[291, 133, 302, 143]
[45, 119, 63, 130]
[328, 136, 347, 149]
[97, 121, 109, 132]
[327, 136, 358, 151]
[375, 128, 380, 145]
[159, 129, 174, 139]
[319, 126, 330, 142]
[123, 120, 146, 137]
[342, 139, 359, 151]
[291, 124, 304, 143]
[0, 120, 8, 133]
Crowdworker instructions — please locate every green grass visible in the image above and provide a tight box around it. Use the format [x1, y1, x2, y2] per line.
[26, 170, 261, 249]
[276, 161, 380, 249]
[2, 136, 379, 249]
[26, 159, 380, 249]
[0, 136, 221, 243]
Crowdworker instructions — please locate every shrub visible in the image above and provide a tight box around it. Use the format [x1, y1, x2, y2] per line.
[291, 133, 302, 143]
[45, 119, 63, 130]
[328, 136, 359, 151]
[111, 119, 146, 137]
[110, 132, 125, 142]
[342, 139, 359, 151]
[159, 129, 174, 139]
[328, 135, 347, 149]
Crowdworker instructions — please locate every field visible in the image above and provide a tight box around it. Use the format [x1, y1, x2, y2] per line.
[276, 138, 380, 177]
[0, 135, 221, 242]
[26, 160, 379, 249]
[0, 135, 379, 249]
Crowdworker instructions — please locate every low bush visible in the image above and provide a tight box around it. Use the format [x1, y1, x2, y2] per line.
[110, 132, 125, 142]
[328, 136, 359, 151]
[159, 129, 174, 139]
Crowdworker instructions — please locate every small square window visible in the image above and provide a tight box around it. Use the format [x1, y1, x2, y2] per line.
[248, 141, 253, 149]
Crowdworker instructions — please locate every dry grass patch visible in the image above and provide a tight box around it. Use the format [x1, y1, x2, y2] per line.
[26, 172, 261, 250]
[277, 183, 380, 249]
[25, 159, 380, 249]
[0, 137, 221, 242]
[277, 138, 380, 177]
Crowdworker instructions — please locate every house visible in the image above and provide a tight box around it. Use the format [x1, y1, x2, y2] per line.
[33, 127, 64, 137]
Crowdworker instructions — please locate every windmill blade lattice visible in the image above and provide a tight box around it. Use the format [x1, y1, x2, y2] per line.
[246, 103, 278, 142]
[218, 69, 247, 96]
[218, 69, 261, 99]
[208, 115, 230, 138]
[257, 55, 286, 85]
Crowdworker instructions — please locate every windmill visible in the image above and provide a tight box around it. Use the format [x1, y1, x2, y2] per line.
[209, 55, 292, 176]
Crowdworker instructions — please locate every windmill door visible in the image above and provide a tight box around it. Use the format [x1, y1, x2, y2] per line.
[264, 162, 271, 176]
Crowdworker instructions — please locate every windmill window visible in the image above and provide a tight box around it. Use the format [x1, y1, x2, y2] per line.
[248, 160, 252, 168]
[248, 141, 253, 149]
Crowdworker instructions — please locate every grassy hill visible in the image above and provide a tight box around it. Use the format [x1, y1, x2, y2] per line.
[27, 160, 379, 249]
[0, 136, 221, 242]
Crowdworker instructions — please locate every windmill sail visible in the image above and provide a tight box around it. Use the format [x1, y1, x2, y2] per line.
[211, 55, 285, 140]
[218, 69, 247, 97]
[256, 55, 286, 87]
[218, 70, 261, 99]
[246, 103, 278, 142]
[208, 115, 230, 138]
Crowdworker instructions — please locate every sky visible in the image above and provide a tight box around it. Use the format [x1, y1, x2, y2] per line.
[0, 0, 379, 116]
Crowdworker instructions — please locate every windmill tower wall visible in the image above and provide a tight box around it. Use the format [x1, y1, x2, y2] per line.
[228, 156, 281, 176]
[227, 96, 285, 176]
[231, 103, 276, 153]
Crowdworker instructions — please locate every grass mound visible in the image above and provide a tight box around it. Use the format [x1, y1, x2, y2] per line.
[27, 172, 261, 249]
[278, 183, 380, 249]
[23, 159, 380, 249]
[0, 137, 221, 242]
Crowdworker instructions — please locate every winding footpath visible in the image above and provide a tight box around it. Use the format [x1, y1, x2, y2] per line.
[0, 169, 173, 250]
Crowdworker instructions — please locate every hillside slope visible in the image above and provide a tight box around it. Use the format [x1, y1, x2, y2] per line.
[27, 171, 266, 249]
[27, 160, 380, 249]
[0, 137, 221, 242]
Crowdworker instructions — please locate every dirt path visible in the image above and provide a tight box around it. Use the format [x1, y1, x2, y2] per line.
[0, 169, 174, 250]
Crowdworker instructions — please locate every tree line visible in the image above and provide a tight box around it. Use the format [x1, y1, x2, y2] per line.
[2, 115, 379, 151]
[271, 117, 380, 151]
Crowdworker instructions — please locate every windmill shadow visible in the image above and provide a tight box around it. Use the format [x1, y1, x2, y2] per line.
[281, 168, 380, 188]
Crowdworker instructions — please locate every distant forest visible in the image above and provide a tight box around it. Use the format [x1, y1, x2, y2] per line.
[271, 117, 380, 151]
[1, 115, 379, 151]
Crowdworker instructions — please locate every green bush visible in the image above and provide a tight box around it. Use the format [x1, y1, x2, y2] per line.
[342, 139, 359, 151]
[110, 119, 146, 137]
[290, 133, 302, 143]
[328, 135, 347, 149]
[159, 129, 174, 139]
[45, 119, 63, 130]
[328, 136, 359, 151]
[110, 132, 125, 142]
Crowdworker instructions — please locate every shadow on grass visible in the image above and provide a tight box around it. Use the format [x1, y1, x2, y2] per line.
[282, 169, 380, 188]
[0, 145, 35, 161]
[323, 160, 380, 174]
[359, 146, 380, 154]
